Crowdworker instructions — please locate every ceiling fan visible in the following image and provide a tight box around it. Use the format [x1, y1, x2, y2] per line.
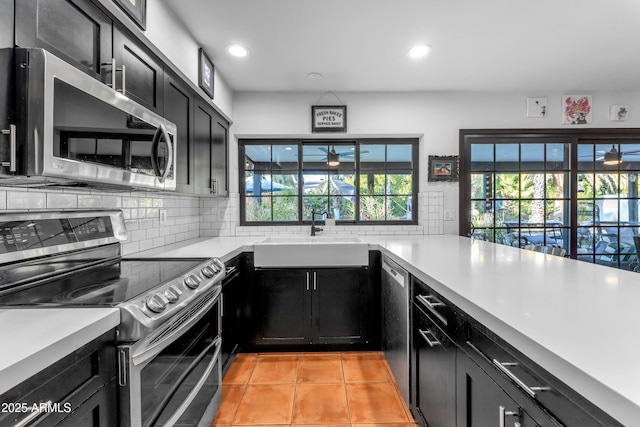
[305, 146, 369, 166]
[580, 145, 640, 165]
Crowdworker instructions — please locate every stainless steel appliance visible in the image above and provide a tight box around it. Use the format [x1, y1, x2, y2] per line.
[0, 48, 176, 190]
[0, 210, 224, 427]
[381, 255, 410, 405]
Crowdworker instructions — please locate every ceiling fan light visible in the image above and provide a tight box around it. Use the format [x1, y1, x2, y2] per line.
[327, 147, 340, 167]
[603, 145, 622, 165]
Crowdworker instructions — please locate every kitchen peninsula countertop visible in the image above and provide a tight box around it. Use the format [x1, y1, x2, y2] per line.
[2, 234, 637, 425]
[0, 308, 120, 395]
[139, 234, 639, 426]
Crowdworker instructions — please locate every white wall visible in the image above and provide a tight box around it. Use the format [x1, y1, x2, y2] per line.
[135, 0, 234, 119]
[231, 90, 640, 234]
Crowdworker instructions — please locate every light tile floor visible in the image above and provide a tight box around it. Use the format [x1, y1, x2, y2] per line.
[212, 351, 416, 427]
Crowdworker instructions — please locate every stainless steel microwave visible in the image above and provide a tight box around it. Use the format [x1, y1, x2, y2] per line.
[0, 48, 176, 191]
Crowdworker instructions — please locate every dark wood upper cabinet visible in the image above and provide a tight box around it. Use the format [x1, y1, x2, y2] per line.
[212, 119, 229, 196]
[9, 0, 229, 197]
[15, 0, 112, 82]
[194, 99, 229, 196]
[0, 0, 13, 48]
[164, 72, 194, 193]
[113, 26, 164, 114]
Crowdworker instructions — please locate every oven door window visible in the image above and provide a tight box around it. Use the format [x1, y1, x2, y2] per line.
[140, 312, 221, 427]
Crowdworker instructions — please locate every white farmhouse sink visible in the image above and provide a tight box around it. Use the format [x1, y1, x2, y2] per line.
[254, 235, 369, 267]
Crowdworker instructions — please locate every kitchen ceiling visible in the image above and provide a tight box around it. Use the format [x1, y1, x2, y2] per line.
[166, 0, 640, 93]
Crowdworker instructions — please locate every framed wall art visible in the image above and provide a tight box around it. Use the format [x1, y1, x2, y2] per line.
[113, 0, 147, 30]
[198, 48, 215, 99]
[610, 105, 629, 121]
[311, 105, 347, 133]
[428, 155, 459, 182]
[562, 95, 592, 125]
[526, 97, 547, 118]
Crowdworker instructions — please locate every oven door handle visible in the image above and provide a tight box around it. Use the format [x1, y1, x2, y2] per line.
[148, 336, 221, 427]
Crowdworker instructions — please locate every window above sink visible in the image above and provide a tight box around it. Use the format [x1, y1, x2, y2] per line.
[240, 138, 418, 227]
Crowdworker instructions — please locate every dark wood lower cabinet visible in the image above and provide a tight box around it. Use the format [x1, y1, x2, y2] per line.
[456, 350, 539, 427]
[0, 330, 116, 427]
[412, 303, 456, 427]
[254, 268, 310, 346]
[252, 266, 373, 349]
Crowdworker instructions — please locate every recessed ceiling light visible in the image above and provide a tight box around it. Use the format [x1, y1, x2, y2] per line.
[407, 44, 432, 59]
[226, 44, 249, 57]
[307, 72, 323, 80]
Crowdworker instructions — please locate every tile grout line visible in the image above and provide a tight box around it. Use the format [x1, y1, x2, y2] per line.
[227, 356, 257, 426]
[340, 352, 353, 424]
[289, 354, 301, 425]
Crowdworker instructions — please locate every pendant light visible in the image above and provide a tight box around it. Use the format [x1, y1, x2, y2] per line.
[327, 146, 340, 167]
[603, 145, 622, 165]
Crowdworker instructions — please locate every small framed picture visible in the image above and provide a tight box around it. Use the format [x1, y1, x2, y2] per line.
[198, 48, 215, 99]
[526, 97, 547, 118]
[311, 105, 347, 133]
[562, 94, 592, 125]
[428, 155, 459, 182]
[113, 0, 147, 30]
[610, 105, 629, 121]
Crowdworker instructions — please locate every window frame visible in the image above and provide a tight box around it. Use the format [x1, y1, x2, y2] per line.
[459, 128, 640, 271]
[239, 138, 419, 226]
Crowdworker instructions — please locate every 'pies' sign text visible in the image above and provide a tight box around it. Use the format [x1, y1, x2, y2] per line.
[311, 106, 347, 133]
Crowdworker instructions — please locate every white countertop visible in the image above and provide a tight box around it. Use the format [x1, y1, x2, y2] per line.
[138, 233, 639, 426]
[0, 308, 120, 395]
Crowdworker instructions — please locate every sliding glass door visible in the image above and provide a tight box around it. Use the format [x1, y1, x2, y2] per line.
[460, 130, 640, 272]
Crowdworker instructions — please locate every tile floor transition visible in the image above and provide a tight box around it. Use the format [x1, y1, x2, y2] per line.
[212, 351, 417, 427]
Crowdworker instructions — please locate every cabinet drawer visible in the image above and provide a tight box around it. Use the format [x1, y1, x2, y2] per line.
[0, 330, 116, 427]
[412, 277, 455, 336]
[460, 314, 622, 426]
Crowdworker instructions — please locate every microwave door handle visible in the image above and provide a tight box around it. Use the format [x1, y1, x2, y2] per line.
[150, 123, 173, 183]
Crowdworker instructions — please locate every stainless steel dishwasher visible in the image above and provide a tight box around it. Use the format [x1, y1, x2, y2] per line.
[382, 255, 410, 405]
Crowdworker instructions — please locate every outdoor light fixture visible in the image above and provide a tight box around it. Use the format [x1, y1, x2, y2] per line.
[327, 147, 340, 167]
[603, 145, 622, 165]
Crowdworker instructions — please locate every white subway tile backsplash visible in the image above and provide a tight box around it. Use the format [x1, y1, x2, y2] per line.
[7, 191, 46, 209]
[47, 193, 78, 209]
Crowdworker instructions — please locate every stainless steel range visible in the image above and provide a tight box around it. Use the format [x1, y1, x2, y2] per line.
[0, 210, 225, 427]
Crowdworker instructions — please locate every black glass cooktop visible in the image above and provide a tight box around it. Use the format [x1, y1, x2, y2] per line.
[0, 258, 204, 307]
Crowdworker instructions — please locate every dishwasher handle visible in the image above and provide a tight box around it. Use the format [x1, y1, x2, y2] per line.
[382, 259, 407, 287]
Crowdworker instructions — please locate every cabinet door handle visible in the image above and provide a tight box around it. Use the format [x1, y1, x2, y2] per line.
[120, 64, 126, 96]
[498, 405, 519, 427]
[418, 329, 441, 347]
[1, 124, 16, 172]
[13, 400, 52, 427]
[104, 58, 117, 89]
[417, 294, 445, 308]
[493, 359, 551, 398]
[416, 294, 448, 326]
[103, 58, 125, 95]
[306, 272, 310, 291]
[313, 271, 317, 291]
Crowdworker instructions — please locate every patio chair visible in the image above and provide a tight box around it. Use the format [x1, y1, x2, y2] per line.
[524, 244, 566, 257]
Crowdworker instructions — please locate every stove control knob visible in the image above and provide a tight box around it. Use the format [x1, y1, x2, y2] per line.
[146, 294, 168, 313]
[164, 288, 179, 303]
[184, 274, 201, 289]
[210, 263, 220, 274]
[201, 266, 215, 278]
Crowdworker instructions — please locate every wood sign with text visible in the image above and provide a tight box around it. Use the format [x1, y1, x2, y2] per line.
[311, 106, 347, 132]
